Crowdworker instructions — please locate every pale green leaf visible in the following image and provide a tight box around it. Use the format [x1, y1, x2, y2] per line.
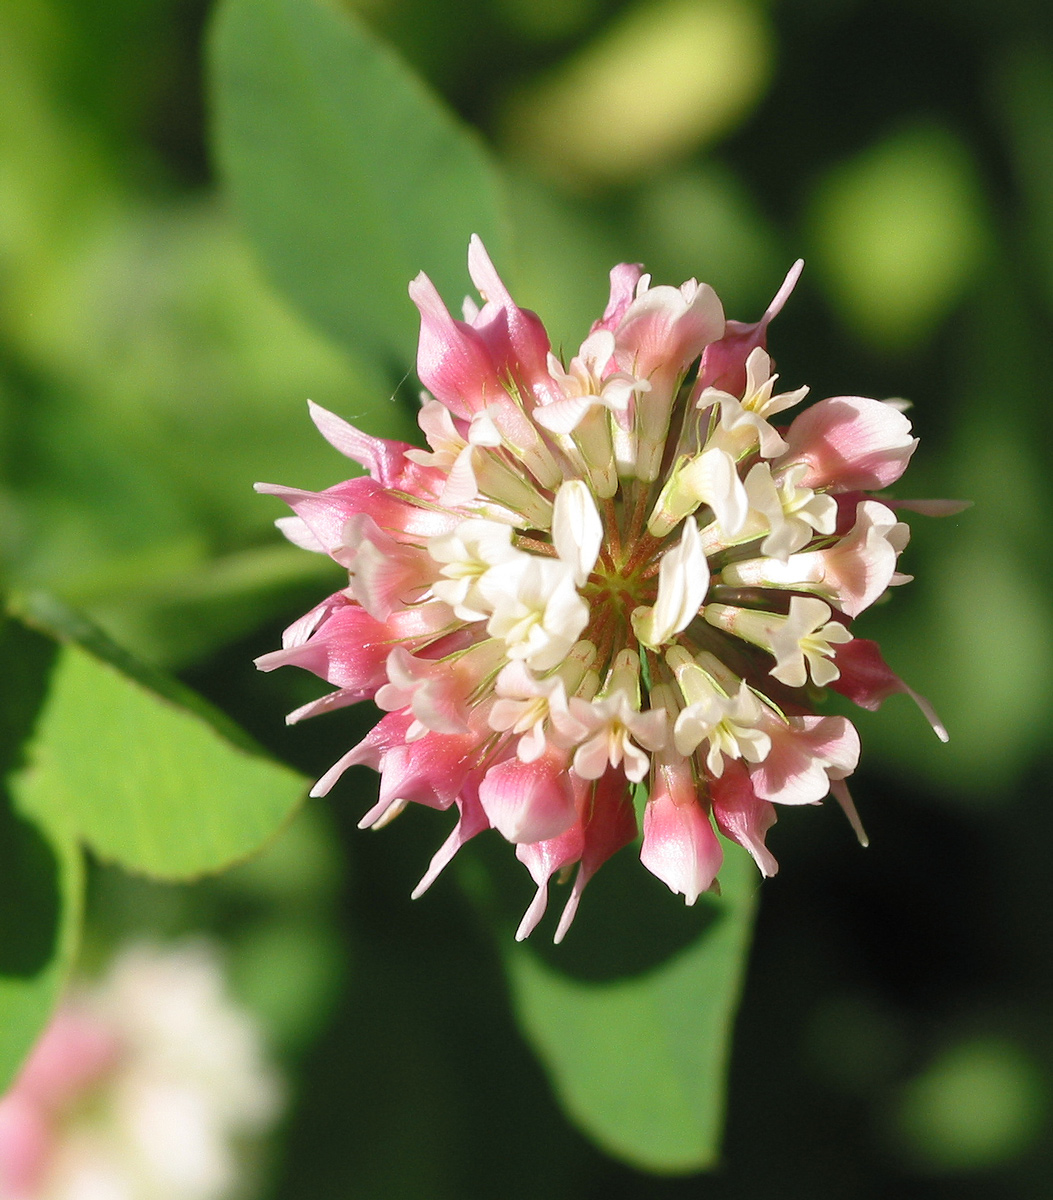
[210, 0, 509, 367]
[9, 593, 308, 879]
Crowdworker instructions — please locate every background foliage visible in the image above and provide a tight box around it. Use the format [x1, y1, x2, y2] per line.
[2, 0, 1053, 1194]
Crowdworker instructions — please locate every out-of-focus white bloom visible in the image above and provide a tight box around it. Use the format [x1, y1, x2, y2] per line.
[0, 943, 281, 1200]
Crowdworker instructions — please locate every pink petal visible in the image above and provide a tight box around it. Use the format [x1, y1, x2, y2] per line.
[0, 1095, 52, 1198]
[285, 687, 361, 726]
[694, 259, 804, 395]
[340, 514, 434, 620]
[306, 400, 418, 487]
[274, 515, 326, 552]
[554, 770, 638, 943]
[779, 397, 919, 492]
[15, 1007, 119, 1110]
[310, 709, 416, 797]
[590, 262, 645, 334]
[750, 715, 860, 805]
[256, 600, 454, 691]
[514, 817, 587, 940]
[615, 282, 725, 381]
[830, 638, 948, 741]
[256, 477, 458, 551]
[466, 236, 558, 408]
[409, 271, 505, 418]
[640, 759, 722, 905]
[479, 746, 578, 844]
[280, 591, 346, 649]
[375, 646, 476, 735]
[817, 501, 903, 618]
[886, 497, 972, 517]
[831, 778, 869, 847]
[711, 760, 779, 877]
[412, 781, 491, 898]
[369, 726, 484, 820]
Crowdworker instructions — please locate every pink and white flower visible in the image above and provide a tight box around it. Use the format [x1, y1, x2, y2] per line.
[0, 944, 280, 1200]
[257, 239, 959, 940]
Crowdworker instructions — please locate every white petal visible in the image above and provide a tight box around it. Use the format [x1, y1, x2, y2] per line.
[684, 448, 749, 537]
[552, 480, 603, 585]
[534, 394, 594, 434]
[468, 408, 503, 447]
[631, 518, 709, 648]
[275, 516, 325, 553]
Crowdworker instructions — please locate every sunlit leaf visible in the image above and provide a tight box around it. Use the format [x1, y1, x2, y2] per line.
[506, 844, 758, 1173]
[210, 0, 509, 367]
[9, 592, 308, 879]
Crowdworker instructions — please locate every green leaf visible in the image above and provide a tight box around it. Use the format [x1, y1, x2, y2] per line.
[209, 0, 509, 368]
[9, 592, 308, 879]
[0, 813, 82, 1092]
[0, 616, 84, 1090]
[506, 844, 758, 1174]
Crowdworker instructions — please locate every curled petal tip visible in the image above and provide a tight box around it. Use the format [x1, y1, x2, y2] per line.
[766, 258, 805, 322]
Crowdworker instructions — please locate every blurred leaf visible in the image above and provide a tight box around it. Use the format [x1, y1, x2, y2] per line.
[0, 614, 83, 1090]
[220, 798, 344, 909]
[2, 188, 392, 665]
[807, 122, 988, 351]
[990, 43, 1053, 318]
[502, 0, 773, 189]
[231, 918, 346, 1054]
[9, 592, 307, 878]
[503, 171, 623, 354]
[498, 0, 599, 43]
[0, 813, 81, 1093]
[630, 164, 782, 316]
[503, 162, 781, 359]
[506, 844, 758, 1173]
[890, 1036, 1047, 1172]
[210, 0, 509, 368]
[854, 274, 1053, 798]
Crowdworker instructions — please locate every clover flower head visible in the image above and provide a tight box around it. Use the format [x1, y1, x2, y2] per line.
[255, 237, 960, 941]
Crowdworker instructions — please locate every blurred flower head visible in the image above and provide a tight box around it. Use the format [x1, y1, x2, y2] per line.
[256, 238, 956, 940]
[0, 943, 281, 1200]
